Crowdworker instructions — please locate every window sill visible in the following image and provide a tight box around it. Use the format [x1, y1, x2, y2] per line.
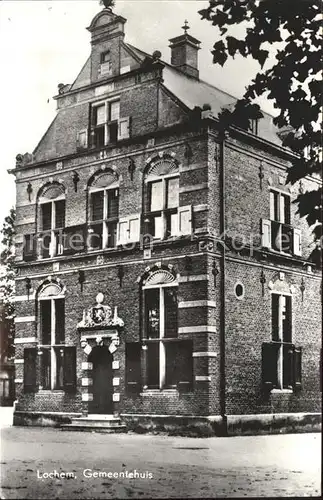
[141, 388, 178, 395]
[37, 390, 65, 394]
[270, 388, 293, 394]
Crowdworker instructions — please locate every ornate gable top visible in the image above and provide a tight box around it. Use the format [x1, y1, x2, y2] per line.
[77, 293, 124, 329]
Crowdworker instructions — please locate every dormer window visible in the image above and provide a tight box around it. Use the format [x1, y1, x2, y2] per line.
[90, 99, 130, 148]
[99, 51, 112, 76]
[250, 119, 259, 135]
[91, 100, 120, 148]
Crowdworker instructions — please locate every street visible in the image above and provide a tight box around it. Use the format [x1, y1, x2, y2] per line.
[0, 408, 321, 498]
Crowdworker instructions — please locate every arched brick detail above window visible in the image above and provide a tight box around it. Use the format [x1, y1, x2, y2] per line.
[89, 170, 119, 190]
[138, 263, 179, 286]
[144, 156, 179, 181]
[38, 182, 65, 202]
[37, 279, 65, 298]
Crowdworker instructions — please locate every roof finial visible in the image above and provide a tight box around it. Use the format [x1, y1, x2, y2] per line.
[100, 0, 115, 10]
[182, 20, 190, 34]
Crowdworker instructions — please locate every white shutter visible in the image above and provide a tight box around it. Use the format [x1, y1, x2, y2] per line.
[117, 214, 141, 245]
[279, 194, 285, 223]
[128, 215, 140, 242]
[269, 191, 275, 220]
[117, 218, 129, 245]
[178, 205, 192, 235]
[262, 219, 272, 248]
[293, 229, 302, 256]
[76, 129, 88, 150]
[118, 117, 130, 140]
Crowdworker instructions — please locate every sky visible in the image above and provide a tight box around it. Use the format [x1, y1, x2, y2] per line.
[0, 0, 275, 223]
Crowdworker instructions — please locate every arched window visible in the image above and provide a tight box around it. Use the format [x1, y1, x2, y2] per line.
[38, 282, 66, 390]
[38, 184, 65, 259]
[144, 158, 180, 240]
[143, 157, 192, 240]
[88, 170, 119, 250]
[137, 268, 192, 390]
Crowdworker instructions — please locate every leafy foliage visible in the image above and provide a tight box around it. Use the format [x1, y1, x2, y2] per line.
[0, 208, 16, 362]
[199, 0, 322, 259]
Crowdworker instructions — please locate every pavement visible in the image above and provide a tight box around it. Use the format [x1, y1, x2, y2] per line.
[0, 407, 321, 498]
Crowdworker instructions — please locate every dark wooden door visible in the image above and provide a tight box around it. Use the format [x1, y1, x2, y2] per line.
[89, 346, 113, 414]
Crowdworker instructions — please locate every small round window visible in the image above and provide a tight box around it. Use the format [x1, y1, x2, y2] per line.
[234, 282, 245, 300]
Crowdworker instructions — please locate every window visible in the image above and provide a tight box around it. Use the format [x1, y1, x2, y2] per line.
[262, 293, 301, 392]
[90, 100, 129, 148]
[89, 187, 119, 250]
[249, 119, 259, 135]
[38, 185, 65, 259]
[35, 283, 76, 392]
[141, 269, 193, 390]
[88, 171, 123, 250]
[261, 189, 301, 256]
[99, 51, 112, 76]
[144, 158, 192, 240]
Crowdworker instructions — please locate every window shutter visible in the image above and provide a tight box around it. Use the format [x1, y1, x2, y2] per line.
[76, 129, 88, 150]
[262, 342, 278, 392]
[283, 344, 294, 389]
[118, 117, 130, 140]
[90, 191, 104, 221]
[293, 229, 302, 256]
[55, 299, 65, 344]
[261, 219, 272, 248]
[126, 343, 141, 393]
[128, 215, 140, 242]
[293, 346, 302, 391]
[177, 340, 193, 392]
[40, 300, 51, 345]
[23, 234, 36, 261]
[117, 214, 141, 244]
[55, 200, 65, 229]
[117, 218, 129, 245]
[24, 348, 38, 393]
[63, 225, 86, 255]
[178, 205, 192, 235]
[63, 347, 76, 393]
[41, 203, 52, 231]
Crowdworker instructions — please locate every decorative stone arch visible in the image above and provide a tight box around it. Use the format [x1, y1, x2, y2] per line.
[268, 272, 296, 295]
[36, 277, 66, 300]
[88, 166, 119, 191]
[144, 152, 179, 181]
[37, 181, 66, 203]
[137, 262, 179, 286]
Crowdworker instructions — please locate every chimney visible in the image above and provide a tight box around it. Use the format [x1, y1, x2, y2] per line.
[169, 21, 201, 79]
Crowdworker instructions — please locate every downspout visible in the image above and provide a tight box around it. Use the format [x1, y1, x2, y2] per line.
[219, 128, 228, 436]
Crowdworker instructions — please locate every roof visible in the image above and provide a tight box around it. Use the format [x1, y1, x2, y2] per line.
[126, 43, 281, 146]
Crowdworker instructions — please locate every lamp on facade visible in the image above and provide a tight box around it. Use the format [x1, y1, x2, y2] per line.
[26, 182, 33, 202]
[25, 277, 32, 300]
[117, 265, 124, 287]
[212, 260, 219, 288]
[78, 270, 85, 292]
[128, 158, 136, 181]
[72, 171, 80, 192]
[260, 268, 266, 297]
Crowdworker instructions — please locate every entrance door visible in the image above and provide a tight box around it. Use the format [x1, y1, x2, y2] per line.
[88, 346, 113, 414]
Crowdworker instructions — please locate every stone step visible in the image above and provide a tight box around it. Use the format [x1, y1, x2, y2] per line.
[60, 415, 128, 433]
[60, 424, 128, 433]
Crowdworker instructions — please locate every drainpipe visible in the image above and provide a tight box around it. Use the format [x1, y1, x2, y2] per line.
[219, 128, 228, 436]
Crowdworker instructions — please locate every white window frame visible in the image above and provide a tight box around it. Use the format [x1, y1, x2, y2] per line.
[146, 173, 181, 239]
[38, 294, 66, 391]
[271, 291, 293, 391]
[38, 195, 65, 258]
[143, 282, 178, 389]
[88, 183, 119, 250]
[92, 98, 121, 146]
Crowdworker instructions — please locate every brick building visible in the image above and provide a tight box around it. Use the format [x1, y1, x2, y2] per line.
[11, 7, 321, 435]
